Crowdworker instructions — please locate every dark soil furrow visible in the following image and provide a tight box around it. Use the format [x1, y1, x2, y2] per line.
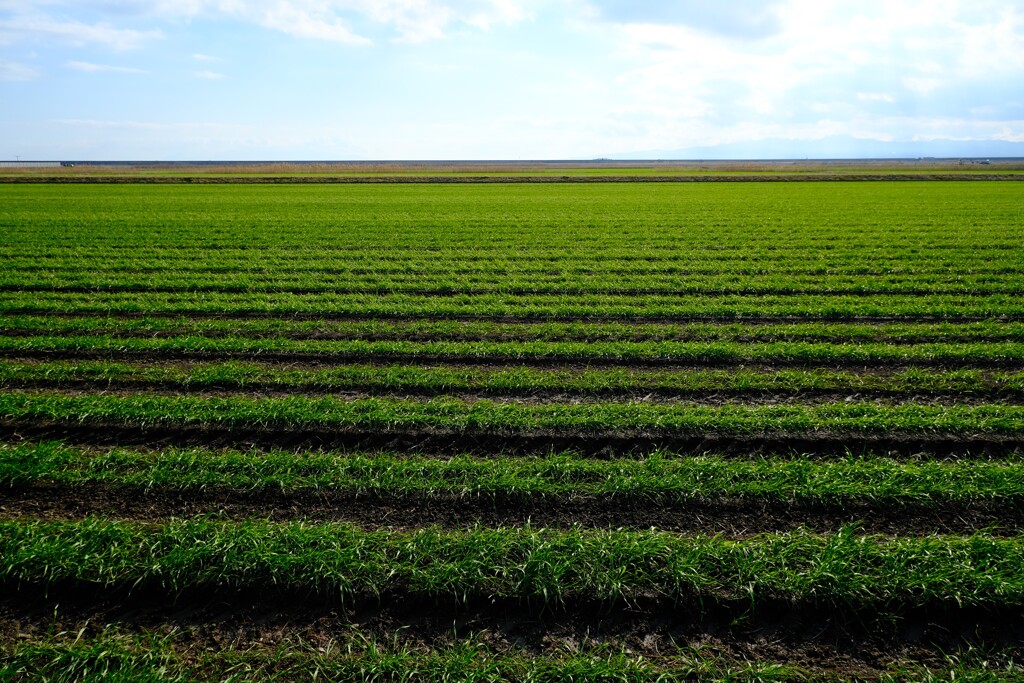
[2, 420, 1020, 458]
[3, 379, 1022, 406]
[2, 483, 1021, 536]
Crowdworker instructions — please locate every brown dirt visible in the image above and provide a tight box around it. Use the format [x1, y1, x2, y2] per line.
[5, 376, 1022, 404]
[2, 420, 1022, 458]
[2, 483, 1022, 536]
[5, 383, 1018, 408]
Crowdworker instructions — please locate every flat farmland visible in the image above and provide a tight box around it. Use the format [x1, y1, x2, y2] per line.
[2, 180, 1024, 681]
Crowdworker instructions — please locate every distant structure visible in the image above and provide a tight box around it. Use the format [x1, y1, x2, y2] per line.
[0, 161, 63, 168]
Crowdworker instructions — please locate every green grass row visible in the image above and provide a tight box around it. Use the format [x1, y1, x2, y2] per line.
[2, 391, 1024, 434]
[0, 635, 800, 683]
[3, 182, 1021, 248]
[3, 519, 1023, 606]
[5, 630, 1015, 683]
[7, 314, 1024, 342]
[4, 230, 1019, 249]
[9, 257, 1024, 276]
[7, 272, 1024, 295]
[6, 290, 1024, 318]
[3, 360, 1022, 397]
[6, 242, 1019, 256]
[3, 334, 1023, 365]
[4, 442, 1023, 502]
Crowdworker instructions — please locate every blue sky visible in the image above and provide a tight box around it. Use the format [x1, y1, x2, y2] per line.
[1, 0, 1023, 160]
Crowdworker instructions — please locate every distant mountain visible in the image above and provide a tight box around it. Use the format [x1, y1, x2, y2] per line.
[606, 136, 1024, 160]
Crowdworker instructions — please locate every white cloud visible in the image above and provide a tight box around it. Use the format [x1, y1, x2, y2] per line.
[0, 14, 161, 49]
[66, 60, 146, 73]
[53, 118, 147, 128]
[903, 77, 943, 95]
[361, 0, 531, 42]
[192, 53, 220, 61]
[857, 93, 895, 103]
[194, 70, 224, 79]
[585, 0, 1024, 151]
[52, 118, 234, 131]
[208, 0, 533, 44]
[250, 3, 372, 45]
[35, 118, 364, 160]
[0, 59, 38, 81]
[1, 0, 531, 45]
[585, 0, 784, 38]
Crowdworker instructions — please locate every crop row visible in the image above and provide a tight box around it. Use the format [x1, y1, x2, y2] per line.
[6, 315, 1024, 343]
[2, 632, 838, 683]
[3, 360, 1022, 397]
[2, 184, 1021, 248]
[8, 259, 1024, 277]
[6, 241, 1021, 255]
[3, 248, 1021, 270]
[19, 229, 1012, 249]
[5, 261, 1023, 289]
[3, 335, 1022, 366]
[5, 227, 1018, 253]
[4, 442, 1023, 502]
[2, 391, 1024, 434]
[4, 221, 1018, 244]
[6, 291, 1024, 318]
[6, 273, 1024, 295]
[3, 518, 1023, 606]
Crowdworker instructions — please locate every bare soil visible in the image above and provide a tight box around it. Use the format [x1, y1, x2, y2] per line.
[2, 420, 1022, 458]
[5, 383, 1018, 407]
[2, 483, 1022, 536]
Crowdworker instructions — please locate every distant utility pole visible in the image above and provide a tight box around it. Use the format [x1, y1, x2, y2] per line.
[14, 155, 19, 162]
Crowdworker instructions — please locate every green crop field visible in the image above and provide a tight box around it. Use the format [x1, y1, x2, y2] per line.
[2, 179, 1024, 681]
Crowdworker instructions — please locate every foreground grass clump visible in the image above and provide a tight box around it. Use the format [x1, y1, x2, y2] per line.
[2, 519, 1023, 607]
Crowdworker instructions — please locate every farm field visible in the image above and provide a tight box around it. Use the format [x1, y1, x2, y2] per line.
[1, 180, 1024, 681]
[2, 158, 1023, 180]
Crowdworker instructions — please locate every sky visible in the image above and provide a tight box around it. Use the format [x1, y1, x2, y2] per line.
[1, 0, 1023, 160]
